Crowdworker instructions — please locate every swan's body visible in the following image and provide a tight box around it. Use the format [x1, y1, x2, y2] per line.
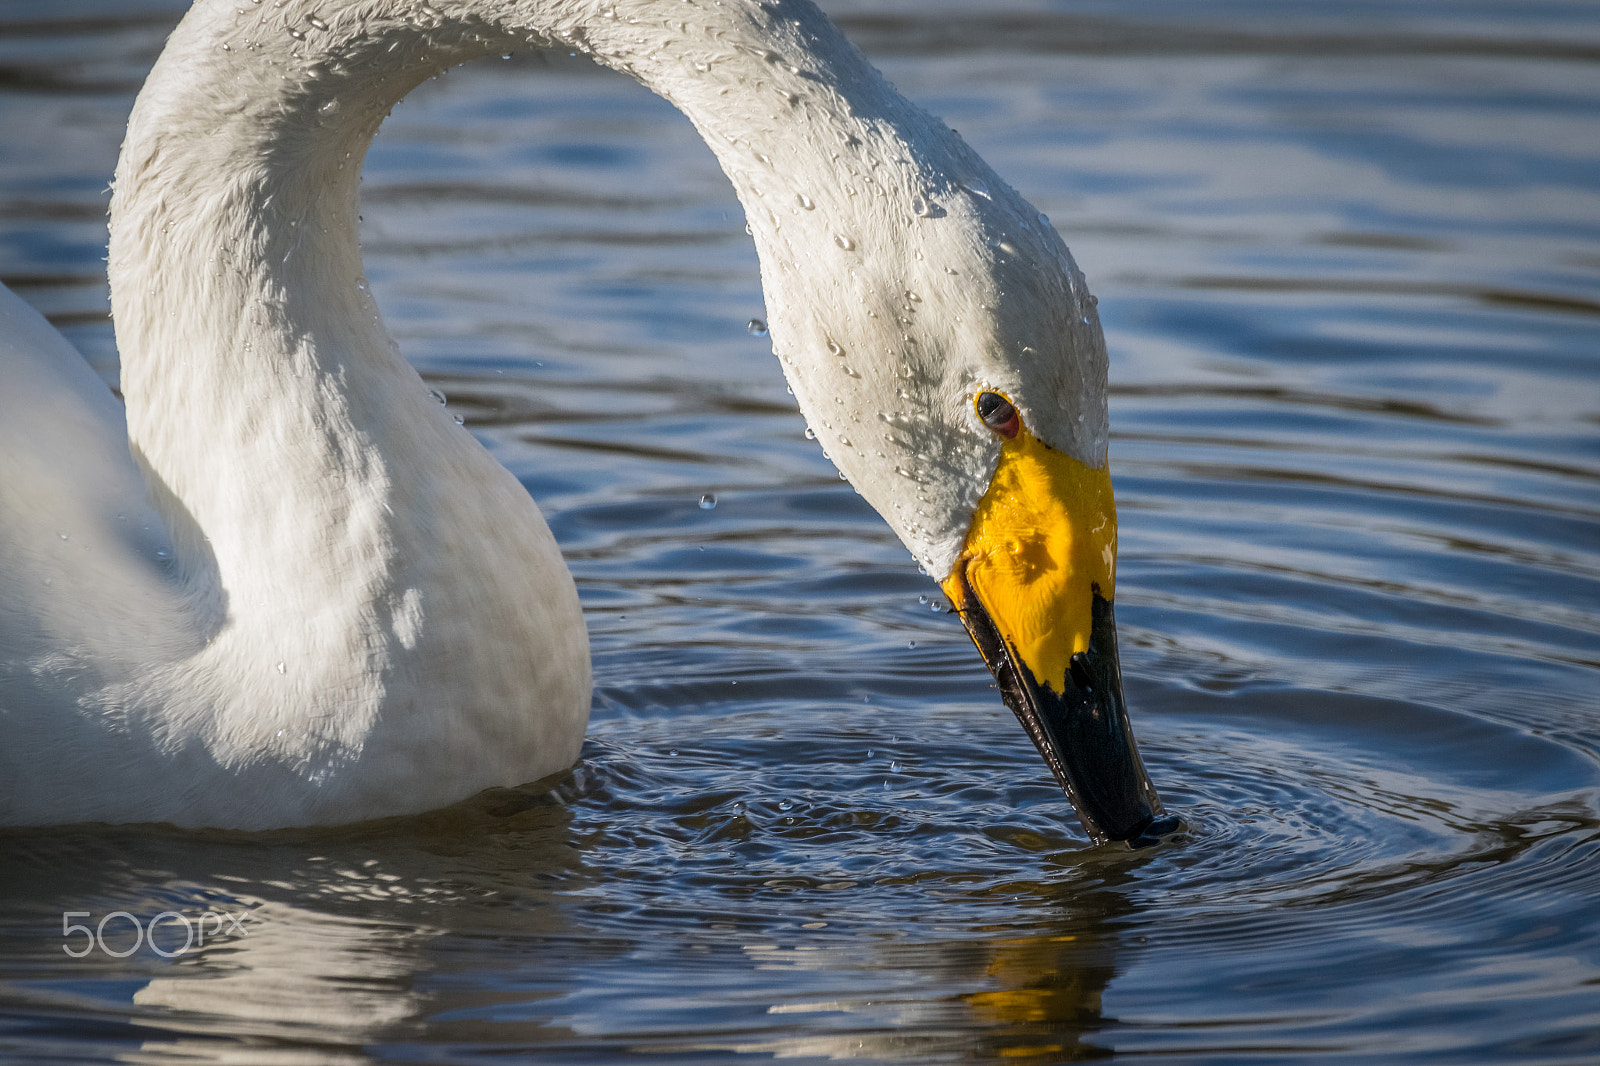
[0, 0, 1168, 839]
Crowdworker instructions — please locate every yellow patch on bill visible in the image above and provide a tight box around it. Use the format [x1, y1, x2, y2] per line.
[943, 427, 1116, 692]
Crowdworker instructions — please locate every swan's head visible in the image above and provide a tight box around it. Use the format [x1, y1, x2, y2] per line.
[750, 141, 1171, 845]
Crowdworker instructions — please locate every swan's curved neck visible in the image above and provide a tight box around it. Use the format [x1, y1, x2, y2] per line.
[110, 0, 1003, 599]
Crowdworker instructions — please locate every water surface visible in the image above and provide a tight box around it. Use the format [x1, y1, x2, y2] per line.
[1, 0, 1598, 1062]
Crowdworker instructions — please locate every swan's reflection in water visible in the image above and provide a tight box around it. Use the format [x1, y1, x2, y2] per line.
[130, 901, 433, 1052]
[97, 787, 588, 1060]
[46, 786, 1145, 1064]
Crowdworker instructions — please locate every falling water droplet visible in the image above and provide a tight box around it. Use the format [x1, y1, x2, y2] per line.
[833, 233, 855, 251]
[699, 493, 717, 510]
[747, 317, 768, 336]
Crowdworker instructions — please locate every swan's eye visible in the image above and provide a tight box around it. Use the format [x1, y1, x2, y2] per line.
[975, 391, 1020, 440]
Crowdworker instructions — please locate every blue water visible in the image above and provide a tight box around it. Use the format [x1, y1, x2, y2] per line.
[2, 0, 1598, 1062]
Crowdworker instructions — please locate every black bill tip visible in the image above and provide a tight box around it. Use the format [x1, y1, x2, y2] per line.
[954, 576, 1176, 846]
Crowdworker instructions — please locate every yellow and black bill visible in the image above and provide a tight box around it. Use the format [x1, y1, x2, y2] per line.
[941, 419, 1176, 846]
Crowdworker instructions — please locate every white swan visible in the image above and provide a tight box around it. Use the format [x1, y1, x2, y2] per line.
[0, 0, 1170, 841]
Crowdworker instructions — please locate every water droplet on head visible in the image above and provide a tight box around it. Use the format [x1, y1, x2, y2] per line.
[429, 389, 446, 405]
[911, 196, 930, 217]
[747, 317, 768, 336]
[833, 233, 855, 251]
[827, 340, 842, 357]
[453, 414, 465, 425]
[288, 27, 305, 40]
[699, 493, 717, 510]
[962, 179, 990, 200]
[306, 14, 328, 30]
[275, 661, 286, 674]
[804, 427, 816, 440]
[796, 193, 814, 210]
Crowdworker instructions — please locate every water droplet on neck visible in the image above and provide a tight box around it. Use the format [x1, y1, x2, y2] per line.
[429, 389, 446, 405]
[911, 196, 930, 217]
[804, 427, 816, 440]
[962, 179, 991, 200]
[699, 493, 717, 510]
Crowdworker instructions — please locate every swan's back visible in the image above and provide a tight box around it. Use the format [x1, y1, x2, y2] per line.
[0, 283, 183, 665]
